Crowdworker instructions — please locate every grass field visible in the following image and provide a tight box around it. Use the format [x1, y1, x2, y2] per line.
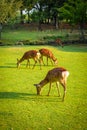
[1, 29, 81, 45]
[0, 45, 87, 130]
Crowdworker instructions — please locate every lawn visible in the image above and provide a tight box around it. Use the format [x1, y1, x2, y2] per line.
[0, 45, 87, 130]
[1, 29, 81, 45]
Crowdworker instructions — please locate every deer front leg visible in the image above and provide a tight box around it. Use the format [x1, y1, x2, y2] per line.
[32, 60, 37, 69]
[47, 82, 52, 96]
[56, 82, 61, 97]
[38, 59, 42, 70]
[49, 58, 53, 66]
[40, 56, 45, 66]
[42, 56, 45, 66]
[26, 59, 30, 68]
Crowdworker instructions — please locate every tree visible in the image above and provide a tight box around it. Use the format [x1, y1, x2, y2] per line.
[32, 0, 66, 30]
[33, 0, 47, 30]
[43, 0, 66, 29]
[0, 0, 22, 39]
[20, 0, 37, 24]
[59, 0, 87, 40]
[24, 0, 38, 23]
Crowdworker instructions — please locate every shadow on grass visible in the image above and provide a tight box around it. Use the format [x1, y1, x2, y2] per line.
[0, 63, 16, 68]
[0, 64, 54, 69]
[0, 92, 61, 102]
[0, 65, 16, 68]
[0, 92, 35, 99]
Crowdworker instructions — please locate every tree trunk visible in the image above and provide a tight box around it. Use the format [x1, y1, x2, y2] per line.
[0, 24, 2, 40]
[27, 10, 30, 23]
[38, 21, 42, 31]
[38, 11, 42, 31]
[54, 16, 59, 29]
[20, 9, 24, 24]
[0, 31, 1, 40]
[47, 18, 50, 24]
[79, 23, 85, 42]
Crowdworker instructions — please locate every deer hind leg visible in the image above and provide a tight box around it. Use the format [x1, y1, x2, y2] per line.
[47, 57, 48, 66]
[56, 82, 61, 97]
[26, 59, 30, 68]
[40, 55, 45, 66]
[47, 82, 52, 96]
[60, 80, 66, 101]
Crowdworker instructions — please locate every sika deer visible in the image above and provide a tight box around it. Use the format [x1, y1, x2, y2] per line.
[34, 67, 69, 101]
[39, 48, 58, 66]
[55, 38, 64, 48]
[17, 50, 41, 69]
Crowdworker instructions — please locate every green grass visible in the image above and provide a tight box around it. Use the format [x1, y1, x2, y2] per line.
[1, 29, 80, 45]
[0, 45, 87, 130]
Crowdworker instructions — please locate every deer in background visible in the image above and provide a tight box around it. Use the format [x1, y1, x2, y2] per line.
[17, 50, 41, 69]
[39, 48, 58, 66]
[55, 38, 64, 48]
[34, 67, 69, 101]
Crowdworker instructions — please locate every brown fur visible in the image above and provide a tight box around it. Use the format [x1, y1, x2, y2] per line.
[17, 50, 41, 69]
[39, 48, 58, 66]
[55, 39, 64, 48]
[34, 67, 69, 101]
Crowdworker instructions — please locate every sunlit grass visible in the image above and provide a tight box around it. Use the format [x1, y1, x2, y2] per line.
[0, 45, 87, 130]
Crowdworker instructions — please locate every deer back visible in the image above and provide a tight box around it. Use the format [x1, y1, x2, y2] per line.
[39, 48, 55, 59]
[45, 67, 69, 82]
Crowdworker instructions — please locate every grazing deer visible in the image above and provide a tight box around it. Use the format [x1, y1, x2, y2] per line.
[17, 50, 41, 69]
[34, 67, 69, 101]
[39, 48, 58, 66]
[55, 38, 64, 48]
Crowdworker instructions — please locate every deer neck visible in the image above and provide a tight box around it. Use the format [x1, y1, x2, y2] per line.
[39, 78, 49, 88]
[52, 56, 57, 62]
[19, 57, 25, 63]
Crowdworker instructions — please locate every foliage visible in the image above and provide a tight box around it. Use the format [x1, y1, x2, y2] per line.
[21, 0, 66, 29]
[0, 0, 22, 39]
[1, 0, 87, 31]
[59, 0, 87, 40]
[59, 0, 87, 24]
[0, 0, 22, 23]
[0, 45, 87, 130]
